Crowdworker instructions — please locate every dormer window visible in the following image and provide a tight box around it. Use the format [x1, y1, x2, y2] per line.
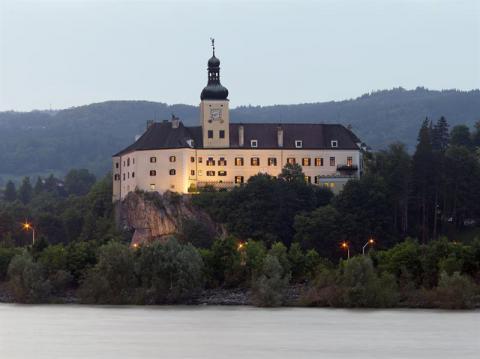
[331, 140, 338, 148]
[295, 140, 303, 148]
[251, 139, 258, 148]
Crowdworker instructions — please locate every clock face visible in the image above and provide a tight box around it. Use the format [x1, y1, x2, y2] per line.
[209, 108, 222, 122]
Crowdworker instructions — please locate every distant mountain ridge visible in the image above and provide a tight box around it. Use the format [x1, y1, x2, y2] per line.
[0, 87, 479, 184]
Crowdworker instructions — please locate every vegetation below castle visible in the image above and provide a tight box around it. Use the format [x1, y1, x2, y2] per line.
[0, 117, 479, 308]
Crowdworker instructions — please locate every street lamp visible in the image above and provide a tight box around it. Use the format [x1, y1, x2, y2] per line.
[340, 241, 350, 259]
[22, 221, 36, 245]
[362, 238, 375, 255]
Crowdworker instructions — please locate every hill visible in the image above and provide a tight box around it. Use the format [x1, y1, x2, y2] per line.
[0, 87, 478, 184]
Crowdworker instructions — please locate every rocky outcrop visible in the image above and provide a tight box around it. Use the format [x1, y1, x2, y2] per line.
[117, 191, 223, 246]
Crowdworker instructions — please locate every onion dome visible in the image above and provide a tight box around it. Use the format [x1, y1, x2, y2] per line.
[200, 38, 229, 100]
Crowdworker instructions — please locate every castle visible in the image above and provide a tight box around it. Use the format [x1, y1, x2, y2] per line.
[112, 41, 363, 201]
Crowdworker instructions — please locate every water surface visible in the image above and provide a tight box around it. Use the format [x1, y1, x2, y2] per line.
[0, 305, 478, 358]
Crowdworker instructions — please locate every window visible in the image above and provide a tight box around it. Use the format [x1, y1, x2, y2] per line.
[268, 157, 277, 166]
[208, 130, 213, 139]
[198, 170, 203, 176]
[127, 172, 130, 179]
[114, 174, 120, 180]
[314, 176, 320, 184]
[305, 176, 311, 184]
[169, 156, 176, 162]
[191, 170, 195, 176]
[133, 158, 135, 164]
[150, 184, 155, 190]
[287, 157, 296, 165]
[206, 157, 215, 166]
[115, 163, 119, 169]
[132, 172, 135, 178]
[295, 140, 303, 148]
[150, 170, 156, 176]
[330, 157, 335, 166]
[302, 158, 311, 166]
[206, 171, 215, 176]
[251, 157, 260, 166]
[198, 157, 203, 163]
[235, 157, 244, 166]
[235, 176, 244, 184]
[251, 139, 258, 148]
[347, 156, 353, 166]
[331, 140, 338, 148]
[150, 157, 156, 163]
[190, 156, 195, 163]
[315, 158, 323, 166]
[127, 158, 130, 166]
[219, 130, 225, 139]
[169, 169, 176, 175]
[218, 171, 227, 176]
[218, 157, 227, 166]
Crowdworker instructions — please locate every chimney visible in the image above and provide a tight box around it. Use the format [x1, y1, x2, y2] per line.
[171, 114, 180, 129]
[146, 120, 154, 129]
[238, 125, 244, 147]
[277, 126, 284, 147]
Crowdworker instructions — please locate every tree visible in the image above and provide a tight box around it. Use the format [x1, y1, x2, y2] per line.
[18, 177, 33, 204]
[64, 169, 96, 196]
[3, 181, 16, 202]
[432, 116, 449, 152]
[450, 125, 472, 149]
[278, 163, 305, 183]
[251, 254, 290, 307]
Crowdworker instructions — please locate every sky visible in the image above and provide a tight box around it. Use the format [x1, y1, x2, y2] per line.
[0, 0, 478, 111]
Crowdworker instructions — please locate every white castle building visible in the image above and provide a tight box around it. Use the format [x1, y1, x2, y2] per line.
[112, 42, 363, 201]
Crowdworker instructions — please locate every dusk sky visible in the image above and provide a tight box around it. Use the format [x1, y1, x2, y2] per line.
[0, 0, 478, 111]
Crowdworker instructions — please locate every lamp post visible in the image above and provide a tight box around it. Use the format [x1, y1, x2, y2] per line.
[22, 222, 36, 245]
[340, 241, 350, 260]
[362, 238, 375, 255]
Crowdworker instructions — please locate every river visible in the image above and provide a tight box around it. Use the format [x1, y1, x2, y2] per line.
[0, 305, 478, 358]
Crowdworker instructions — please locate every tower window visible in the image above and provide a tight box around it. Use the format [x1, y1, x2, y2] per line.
[219, 130, 225, 139]
[169, 169, 176, 175]
[150, 157, 157, 163]
[235, 157, 244, 166]
[191, 170, 195, 176]
[191, 156, 195, 163]
[251, 157, 260, 166]
[127, 158, 130, 166]
[250, 140, 258, 148]
[208, 130, 214, 139]
[331, 140, 338, 148]
[198, 157, 203, 163]
[295, 140, 303, 148]
[150, 170, 156, 176]
[132, 172, 135, 178]
[169, 156, 176, 162]
[115, 163, 119, 169]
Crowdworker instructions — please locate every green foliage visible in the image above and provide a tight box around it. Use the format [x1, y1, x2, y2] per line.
[202, 237, 244, 287]
[79, 242, 136, 304]
[3, 181, 16, 202]
[288, 243, 305, 282]
[179, 218, 215, 249]
[64, 169, 96, 196]
[135, 238, 204, 304]
[450, 125, 472, 148]
[7, 252, 52, 303]
[251, 254, 291, 307]
[436, 271, 477, 309]
[244, 240, 267, 281]
[18, 177, 33, 204]
[0, 247, 20, 281]
[278, 162, 305, 183]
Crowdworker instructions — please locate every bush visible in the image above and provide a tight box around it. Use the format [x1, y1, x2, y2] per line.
[7, 252, 51, 303]
[203, 237, 244, 287]
[245, 240, 267, 282]
[179, 219, 215, 249]
[252, 254, 291, 307]
[135, 238, 204, 304]
[0, 247, 20, 281]
[436, 271, 477, 309]
[78, 242, 136, 304]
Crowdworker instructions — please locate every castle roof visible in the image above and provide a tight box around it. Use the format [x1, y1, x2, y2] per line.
[113, 121, 361, 156]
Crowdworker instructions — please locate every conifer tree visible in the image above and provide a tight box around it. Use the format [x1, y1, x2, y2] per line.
[4, 180, 17, 202]
[18, 177, 33, 204]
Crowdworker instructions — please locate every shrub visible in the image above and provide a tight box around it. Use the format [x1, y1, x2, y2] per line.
[78, 242, 136, 304]
[436, 271, 477, 309]
[252, 254, 291, 307]
[0, 247, 20, 281]
[136, 238, 204, 304]
[288, 243, 305, 282]
[245, 240, 267, 282]
[7, 252, 51, 303]
[179, 219, 215, 249]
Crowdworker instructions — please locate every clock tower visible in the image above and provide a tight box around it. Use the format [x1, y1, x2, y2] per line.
[200, 39, 230, 148]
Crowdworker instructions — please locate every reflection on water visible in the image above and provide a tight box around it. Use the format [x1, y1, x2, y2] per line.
[0, 305, 478, 359]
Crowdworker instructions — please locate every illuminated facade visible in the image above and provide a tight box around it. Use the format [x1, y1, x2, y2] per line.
[112, 42, 363, 201]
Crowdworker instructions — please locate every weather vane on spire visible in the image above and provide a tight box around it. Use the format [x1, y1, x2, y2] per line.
[210, 37, 215, 56]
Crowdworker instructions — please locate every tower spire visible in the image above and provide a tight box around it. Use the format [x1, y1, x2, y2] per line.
[210, 37, 215, 56]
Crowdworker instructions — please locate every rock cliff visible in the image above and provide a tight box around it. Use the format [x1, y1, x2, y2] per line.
[117, 191, 222, 246]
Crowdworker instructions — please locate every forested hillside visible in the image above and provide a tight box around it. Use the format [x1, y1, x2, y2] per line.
[0, 87, 478, 184]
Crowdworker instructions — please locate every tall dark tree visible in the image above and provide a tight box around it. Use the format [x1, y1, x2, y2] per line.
[473, 120, 480, 147]
[432, 116, 449, 152]
[450, 125, 472, 149]
[34, 177, 44, 195]
[18, 177, 33, 204]
[3, 181, 17, 202]
[64, 169, 96, 196]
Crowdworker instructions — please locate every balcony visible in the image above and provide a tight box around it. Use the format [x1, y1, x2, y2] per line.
[337, 164, 358, 172]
